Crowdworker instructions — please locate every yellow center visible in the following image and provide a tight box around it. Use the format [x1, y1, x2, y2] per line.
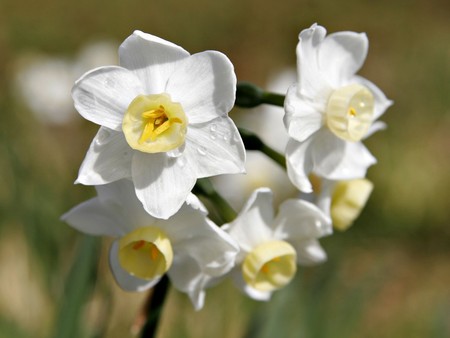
[118, 226, 173, 280]
[242, 240, 297, 292]
[326, 84, 374, 142]
[122, 93, 188, 153]
[330, 178, 374, 231]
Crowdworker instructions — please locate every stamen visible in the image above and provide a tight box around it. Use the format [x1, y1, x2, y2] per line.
[132, 240, 146, 250]
[150, 246, 159, 260]
[123, 93, 188, 153]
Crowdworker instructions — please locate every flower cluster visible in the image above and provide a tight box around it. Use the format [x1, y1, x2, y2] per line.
[63, 24, 391, 310]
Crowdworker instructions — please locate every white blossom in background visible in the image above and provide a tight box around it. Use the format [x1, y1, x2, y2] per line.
[62, 179, 239, 310]
[15, 57, 75, 125]
[222, 188, 331, 301]
[14, 41, 118, 125]
[310, 176, 374, 231]
[73, 30, 245, 219]
[284, 24, 393, 193]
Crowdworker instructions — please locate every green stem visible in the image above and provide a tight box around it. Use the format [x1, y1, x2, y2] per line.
[238, 128, 286, 169]
[140, 275, 170, 338]
[194, 178, 237, 223]
[261, 91, 285, 107]
[235, 82, 285, 108]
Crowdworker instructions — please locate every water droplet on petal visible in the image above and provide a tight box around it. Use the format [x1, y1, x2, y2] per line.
[167, 148, 183, 158]
[210, 124, 217, 132]
[197, 146, 206, 156]
[177, 156, 187, 167]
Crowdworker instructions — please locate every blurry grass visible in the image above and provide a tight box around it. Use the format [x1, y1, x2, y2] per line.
[0, 0, 449, 337]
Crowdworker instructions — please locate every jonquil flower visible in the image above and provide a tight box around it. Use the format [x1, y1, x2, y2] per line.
[73, 31, 245, 219]
[222, 188, 331, 300]
[62, 179, 239, 310]
[284, 24, 392, 193]
[310, 176, 374, 231]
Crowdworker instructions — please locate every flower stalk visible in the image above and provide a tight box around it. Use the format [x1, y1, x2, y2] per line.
[239, 128, 286, 169]
[235, 82, 285, 108]
[194, 178, 237, 223]
[140, 275, 170, 338]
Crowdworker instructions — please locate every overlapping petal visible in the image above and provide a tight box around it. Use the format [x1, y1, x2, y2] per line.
[318, 31, 368, 87]
[168, 255, 208, 310]
[72, 66, 143, 130]
[273, 199, 332, 240]
[76, 127, 133, 185]
[61, 197, 123, 237]
[131, 152, 197, 219]
[286, 138, 314, 192]
[119, 30, 190, 94]
[96, 179, 157, 232]
[296, 24, 332, 100]
[292, 239, 327, 265]
[184, 117, 246, 178]
[284, 84, 324, 142]
[166, 51, 237, 124]
[225, 188, 275, 255]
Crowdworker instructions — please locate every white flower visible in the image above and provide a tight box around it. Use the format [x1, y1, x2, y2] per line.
[223, 188, 331, 301]
[72, 31, 245, 219]
[310, 176, 374, 231]
[284, 24, 393, 193]
[61, 179, 239, 310]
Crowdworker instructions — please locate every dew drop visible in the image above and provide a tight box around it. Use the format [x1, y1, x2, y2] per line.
[210, 124, 217, 132]
[177, 156, 187, 167]
[197, 146, 206, 156]
[167, 148, 183, 158]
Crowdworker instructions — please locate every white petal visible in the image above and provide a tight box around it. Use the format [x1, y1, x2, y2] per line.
[284, 84, 324, 142]
[96, 179, 157, 232]
[318, 31, 368, 87]
[295, 24, 333, 100]
[230, 267, 271, 301]
[184, 117, 246, 178]
[161, 203, 238, 276]
[310, 129, 347, 178]
[225, 188, 274, 257]
[286, 138, 314, 193]
[109, 240, 161, 291]
[72, 66, 143, 130]
[131, 151, 196, 219]
[292, 239, 327, 265]
[76, 127, 133, 185]
[320, 138, 377, 180]
[314, 178, 334, 216]
[167, 255, 208, 311]
[61, 197, 123, 237]
[272, 199, 332, 241]
[166, 51, 236, 124]
[119, 31, 190, 94]
[365, 121, 387, 139]
[353, 75, 393, 121]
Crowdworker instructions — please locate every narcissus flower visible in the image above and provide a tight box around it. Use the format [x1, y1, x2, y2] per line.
[284, 24, 392, 192]
[222, 188, 331, 300]
[310, 176, 374, 231]
[73, 31, 245, 219]
[62, 179, 239, 310]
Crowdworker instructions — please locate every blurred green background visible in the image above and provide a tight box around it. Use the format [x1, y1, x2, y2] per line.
[0, 0, 449, 337]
